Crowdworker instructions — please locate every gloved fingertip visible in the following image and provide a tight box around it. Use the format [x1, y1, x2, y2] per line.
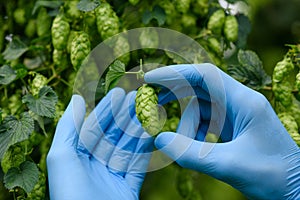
[108, 87, 125, 96]
[70, 94, 85, 106]
[154, 132, 177, 149]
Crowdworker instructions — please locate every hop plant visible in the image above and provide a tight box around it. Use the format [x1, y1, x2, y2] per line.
[113, 35, 130, 64]
[1, 144, 25, 173]
[207, 37, 222, 55]
[36, 7, 52, 37]
[53, 49, 68, 68]
[295, 72, 300, 91]
[193, 0, 209, 17]
[278, 112, 300, 146]
[273, 81, 293, 107]
[26, 173, 46, 200]
[135, 84, 160, 136]
[272, 58, 294, 83]
[64, 1, 82, 21]
[31, 73, 48, 96]
[174, 0, 191, 14]
[223, 15, 239, 42]
[25, 19, 36, 38]
[51, 15, 70, 50]
[207, 9, 225, 35]
[95, 2, 120, 40]
[70, 31, 91, 71]
[272, 58, 294, 107]
[139, 28, 159, 54]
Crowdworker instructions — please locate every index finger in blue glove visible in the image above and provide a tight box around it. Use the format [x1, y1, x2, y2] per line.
[145, 63, 240, 105]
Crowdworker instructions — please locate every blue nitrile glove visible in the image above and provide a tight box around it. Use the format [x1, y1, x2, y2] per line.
[144, 63, 300, 200]
[47, 88, 153, 200]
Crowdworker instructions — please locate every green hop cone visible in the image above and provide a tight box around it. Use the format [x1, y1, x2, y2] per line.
[51, 15, 70, 50]
[207, 9, 225, 35]
[25, 19, 36, 38]
[13, 8, 26, 25]
[207, 37, 222, 55]
[223, 15, 239, 42]
[53, 49, 68, 69]
[174, 0, 191, 14]
[278, 112, 300, 146]
[135, 84, 160, 136]
[273, 81, 293, 107]
[295, 72, 300, 92]
[36, 7, 52, 37]
[113, 35, 131, 64]
[139, 28, 159, 54]
[70, 31, 91, 71]
[1, 144, 25, 173]
[26, 172, 46, 200]
[64, 1, 82, 21]
[31, 73, 48, 96]
[272, 58, 294, 83]
[193, 0, 209, 17]
[95, 2, 120, 40]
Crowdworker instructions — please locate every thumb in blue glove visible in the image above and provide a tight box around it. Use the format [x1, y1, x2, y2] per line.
[145, 63, 300, 200]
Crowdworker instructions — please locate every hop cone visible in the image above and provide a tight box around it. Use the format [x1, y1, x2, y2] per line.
[224, 15, 239, 42]
[207, 9, 225, 35]
[278, 112, 300, 146]
[295, 72, 300, 91]
[51, 15, 70, 50]
[174, 0, 191, 14]
[113, 35, 130, 64]
[26, 173, 46, 200]
[36, 7, 52, 37]
[53, 49, 68, 68]
[272, 58, 294, 83]
[31, 73, 48, 96]
[139, 28, 159, 54]
[1, 144, 25, 173]
[70, 31, 91, 71]
[135, 84, 160, 136]
[95, 2, 120, 40]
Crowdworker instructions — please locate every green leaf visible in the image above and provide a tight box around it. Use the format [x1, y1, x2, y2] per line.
[105, 60, 125, 94]
[2, 37, 28, 61]
[142, 10, 152, 25]
[77, 0, 101, 12]
[4, 161, 39, 193]
[142, 6, 166, 26]
[0, 65, 17, 85]
[22, 86, 58, 118]
[0, 112, 34, 159]
[152, 6, 166, 26]
[32, 1, 63, 15]
[228, 50, 271, 89]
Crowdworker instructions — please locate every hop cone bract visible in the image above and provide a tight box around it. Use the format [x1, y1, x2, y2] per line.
[135, 84, 160, 136]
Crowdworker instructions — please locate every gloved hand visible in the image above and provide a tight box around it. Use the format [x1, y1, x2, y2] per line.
[47, 88, 153, 200]
[145, 63, 300, 200]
